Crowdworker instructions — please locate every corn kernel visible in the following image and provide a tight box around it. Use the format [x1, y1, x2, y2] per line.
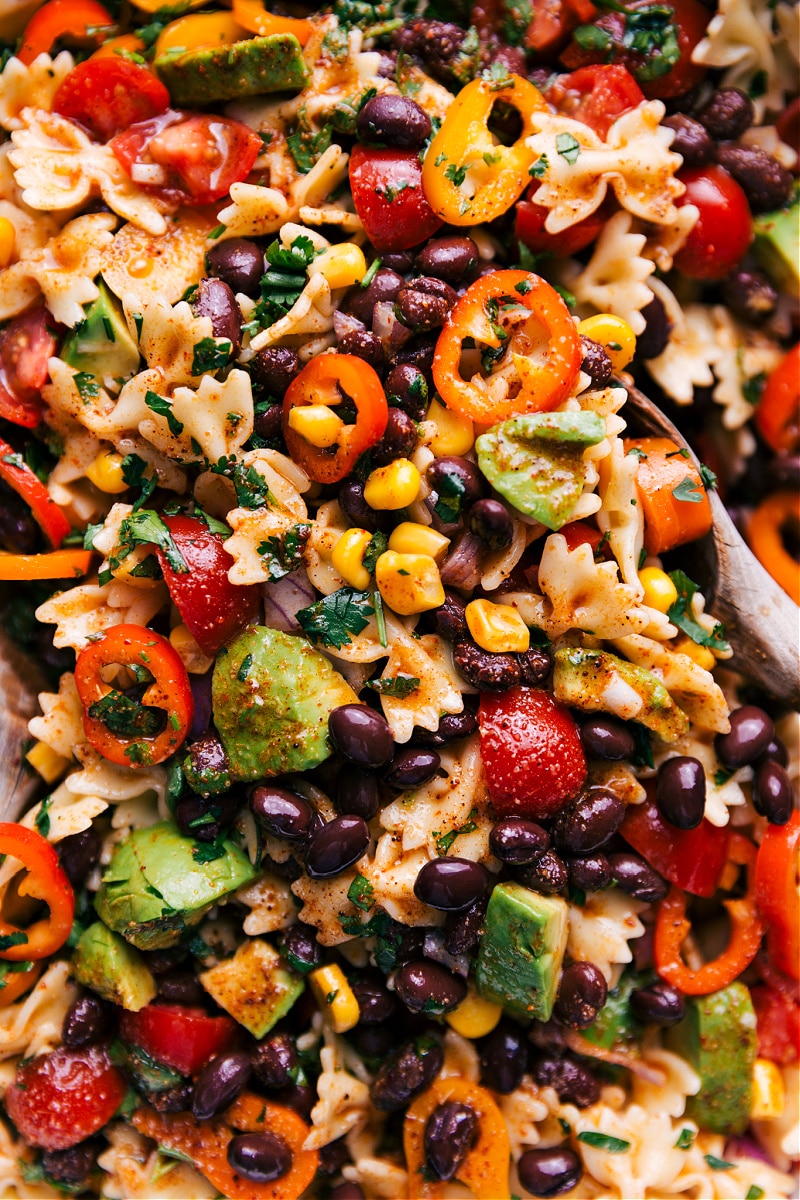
[0, 217, 16, 270]
[674, 634, 716, 671]
[170, 623, 214, 674]
[26, 741, 70, 785]
[375, 551, 445, 615]
[426, 396, 475, 457]
[288, 404, 343, 449]
[332, 527, 373, 590]
[155, 11, 245, 56]
[309, 963, 360, 1034]
[578, 313, 637, 372]
[750, 1058, 785, 1119]
[466, 598, 530, 653]
[364, 459, 421, 510]
[639, 566, 678, 613]
[85, 449, 128, 494]
[446, 986, 503, 1039]
[312, 243, 368, 291]
[388, 521, 450, 561]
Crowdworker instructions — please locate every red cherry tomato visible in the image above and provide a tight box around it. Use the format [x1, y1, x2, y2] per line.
[558, 521, 606, 553]
[673, 166, 753, 281]
[620, 791, 730, 898]
[756, 344, 800, 455]
[751, 985, 800, 1064]
[479, 686, 587, 819]
[0, 307, 57, 429]
[525, 0, 598, 56]
[120, 1005, 238, 1076]
[53, 59, 170, 142]
[547, 65, 644, 137]
[5, 1046, 126, 1150]
[156, 515, 260, 655]
[516, 180, 610, 256]
[349, 145, 443, 252]
[111, 112, 262, 205]
[755, 810, 800, 980]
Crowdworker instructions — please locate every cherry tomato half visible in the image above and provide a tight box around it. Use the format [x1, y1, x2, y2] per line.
[516, 180, 610, 257]
[53, 58, 170, 142]
[547, 64, 644, 137]
[349, 145, 442, 252]
[5, 1046, 126, 1150]
[673, 166, 753, 281]
[120, 1005, 238, 1076]
[751, 985, 800, 1064]
[0, 307, 57, 429]
[756, 344, 800, 455]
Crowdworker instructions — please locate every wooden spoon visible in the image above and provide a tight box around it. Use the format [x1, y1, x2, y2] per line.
[624, 382, 800, 708]
[0, 629, 47, 823]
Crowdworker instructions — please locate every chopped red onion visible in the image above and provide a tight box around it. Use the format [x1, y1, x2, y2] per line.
[189, 671, 213, 739]
[440, 530, 485, 590]
[372, 301, 413, 353]
[262, 569, 316, 632]
[333, 310, 366, 341]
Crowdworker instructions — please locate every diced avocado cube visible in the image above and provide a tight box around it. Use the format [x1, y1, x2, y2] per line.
[94, 822, 256, 950]
[667, 982, 757, 1135]
[553, 647, 689, 743]
[753, 183, 799, 294]
[476, 411, 606, 531]
[212, 626, 358, 782]
[61, 281, 140, 385]
[200, 938, 304, 1038]
[154, 34, 308, 106]
[583, 969, 649, 1051]
[475, 883, 569, 1021]
[72, 922, 157, 1012]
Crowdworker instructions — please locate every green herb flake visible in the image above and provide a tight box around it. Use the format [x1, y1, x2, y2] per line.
[237, 653, 254, 682]
[121, 453, 157, 510]
[667, 569, 730, 653]
[745, 1187, 765, 1200]
[432, 469, 466, 523]
[256, 523, 311, 581]
[191, 837, 228, 864]
[73, 371, 100, 402]
[577, 1132, 630, 1153]
[704, 1155, 735, 1171]
[297, 587, 374, 649]
[529, 153, 549, 178]
[364, 675, 421, 698]
[444, 162, 468, 187]
[699, 463, 718, 490]
[671, 475, 705, 504]
[144, 390, 184, 437]
[713, 766, 734, 786]
[556, 132, 581, 165]
[434, 809, 478, 856]
[192, 337, 232, 376]
[35, 796, 52, 838]
[362, 530, 388, 575]
[674, 1128, 695, 1149]
[287, 122, 332, 174]
[207, 224, 227, 240]
[347, 874, 375, 912]
[113, 509, 189, 575]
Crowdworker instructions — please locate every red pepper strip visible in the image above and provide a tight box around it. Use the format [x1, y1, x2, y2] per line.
[755, 343, 799, 455]
[17, 0, 114, 65]
[0, 549, 93, 580]
[654, 832, 765, 996]
[0, 825, 74, 961]
[74, 624, 193, 768]
[755, 810, 800, 981]
[432, 269, 582, 424]
[0, 438, 70, 549]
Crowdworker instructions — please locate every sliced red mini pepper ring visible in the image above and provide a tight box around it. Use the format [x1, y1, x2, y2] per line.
[282, 353, 388, 485]
[0, 825, 74, 962]
[422, 73, 548, 226]
[0, 438, 71, 549]
[654, 832, 765, 996]
[74, 624, 194, 769]
[755, 810, 800, 981]
[17, 0, 114, 65]
[432, 269, 582, 424]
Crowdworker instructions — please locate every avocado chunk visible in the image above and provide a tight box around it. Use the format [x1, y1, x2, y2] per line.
[475, 882, 569, 1020]
[200, 938, 304, 1038]
[753, 182, 799, 294]
[155, 34, 308, 106]
[61, 280, 140, 385]
[667, 982, 757, 1135]
[212, 625, 358, 782]
[95, 822, 256, 950]
[72, 922, 157, 1012]
[582, 969, 649, 1052]
[553, 647, 690, 743]
[476, 411, 606, 530]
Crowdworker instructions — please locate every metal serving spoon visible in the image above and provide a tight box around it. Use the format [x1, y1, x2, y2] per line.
[624, 382, 800, 708]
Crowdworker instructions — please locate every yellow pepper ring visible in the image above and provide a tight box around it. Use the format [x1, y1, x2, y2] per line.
[422, 73, 548, 226]
[748, 489, 800, 605]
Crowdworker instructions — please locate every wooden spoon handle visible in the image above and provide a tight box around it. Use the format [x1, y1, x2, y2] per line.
[0, 632, 46, 822]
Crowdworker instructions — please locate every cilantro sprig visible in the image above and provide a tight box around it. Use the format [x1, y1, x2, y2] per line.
[297, 587, 374, 649]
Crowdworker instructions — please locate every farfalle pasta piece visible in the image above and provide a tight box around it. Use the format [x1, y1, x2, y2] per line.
[9, 109, 168, 235]
[0, 963, 76, 1062]
[68, 745, 168, 810]
[613, 634, 730, 734]
[567, 1102, 691, 1197]
[98, 1122, 217, 1200]
[376, 628, 464, 744]
[35, 577, 168, 651]
[0, 51, 75, 131]
[217, 144, 351, 241]
[101, 212, 215, 316]
[571, 211, 655, 336]
[692, 0, 784, 119]
[28, 671, 82, 762]
[566, 888, 647, 985]
[305, 1027, 371, 1150]
[303, 499, 349, 596]
[139, 369, 254, 464]
[631, 1048, 700, 1119]
[706, 305, 784, 430]
[0, 212, 116, 326]
[644, 288, 719, 405]
[236, 871, 297, 936]
[653, 734, 748, 827]
[525, 102, 684, 233]
[500, 1077, 552, 1159]
[0, 780, 108, 893]
[597, 435, 645, 592]
[249, 270, 338, 353]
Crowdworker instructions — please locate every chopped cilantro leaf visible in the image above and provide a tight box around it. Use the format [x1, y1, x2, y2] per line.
[556, 132, 581, 164]
[257, 523, 311, 581]
[347, 874, 375, 912]
[297, 587, 374, 649]
[144, 390, 183, 437]
[192, 338, 232, 376]
[667, 570, 730, 653]
[364, 675, 420, 698]
[671, 475, 705, 504]
[577, 1132, 630, 1152]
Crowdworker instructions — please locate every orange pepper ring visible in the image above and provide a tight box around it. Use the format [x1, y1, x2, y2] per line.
[654, 832, 765, 996]
[0, 824, 74, 961]
[748, 489, 800, 605]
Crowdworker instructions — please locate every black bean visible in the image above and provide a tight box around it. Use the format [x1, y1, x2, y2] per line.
[305, 816, 370, 879]
[636, 294, 672, 359]
[391, 331, 438, 381]
[265, 853, 302, 881]
[62, 995, 110, 1048]
[716, 145, 793, 213]
[339, 480, 382, 532]
[630, 980, 686, 1026]
[371, 1034, 444, 1112]
[380, 250, 414, 273]
[580, 336, 613, 386]
[337, 768, 380, 820]
[772, 459, 800, 490]
[280, 922, 323, 974]
[254, 402, 284, 441]
[532, 1054, 601, 1107]
[443, 892, 487, 955]
[329, 704, 394, 768]
[608, 852, 669, 901]
[206, 237, 264, 298]
[721, 269, 778, 324]
[490, 817, 550, 865]
[698, 88, 753, 140]
[175, 792, 240, 842]
[566, 852, 611, 892]
[193, 278, 241, 355]
[414, 858, 489, 911]
[193, 1051, 251, 1121]
[250, 785, 315, 840]
[384, 362, 429, 421]
[357, 94, 432, 149]
[329, 1183, 365, 1200]
[656, 756, 706, 829]
[662, 114, 714, 166]
[518, 1146, 583, 1197]
[396, 277, 457, 332]
[351, 975, 398, 1024]
[554, 962, 608, 1029]
[479, 1022, 528, 1094]
[415, 236, 479, 283]
[184, 734, 230, 798]
[0, 489, 38, 553]
[716, 705, 775, 767]
[752, 760, 793, 825]
[757, 736, 789, 767]
[145, 947, 188, 975]
[227, 1132, 292, 1183]
[424, 1101, 479, 1181]
[553, 789, 626, 853]
[273, 1081, 315, 1120]
[158, 970, 205, 1005]
[351, 1025, 395, 1067]
[343, 268, 404, 327]
[393, 18, 473, 88]
[249, 346, 300, 398]
[427, 457, 484, 510]
[41, 1142, 100, 1189]
[579, 716, 636, 761]
[432, 590, 468, 642]
[338, 327, 385, 373]
[468, 498, 514, 550]
[57, 826, 101, 889]
[318, 1138, 349, 1175]
[370, 407, 418, 466]
[145, 1081, 194, 1112]
[453, 640, 521, 691]
[412, 709, 479, 746]
[517, 849, 568, 894]
[252, 1033, 298, 1089]
[394, 960, 466, 1014]
[385, 747, 441, 790]
[518, 645, 553, 686]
